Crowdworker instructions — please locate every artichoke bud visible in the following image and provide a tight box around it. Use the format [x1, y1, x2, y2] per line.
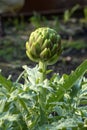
[40, 48, 51, 60]
[31, 44, 36, 55]
[35, 36, 43, 46]
[47, 52, 61, 65]
[42, 39, 50, 50]
[26, 27, 61, 65]
[52, 44, 58, 55]
[26, 41, 29, 51]
[26, 49, 39, 62]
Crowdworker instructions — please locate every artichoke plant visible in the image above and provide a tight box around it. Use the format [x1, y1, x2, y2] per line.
[26, 27, 61, 65]
[26, 27, 61, 124]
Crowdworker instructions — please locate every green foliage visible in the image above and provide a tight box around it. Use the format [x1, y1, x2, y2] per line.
[30, 12, 49, 28]
[84, 6, 87, 21]
[13, 16, 26, 31]
[30, 12, 42, 28]
[0, 36, 26, 62]
[51, 16, 60, 32]
[63, 4, 80, 22]
[62, 40, 87, 50]
[29, 13, 60, 32]
[0, 59, 87, 129]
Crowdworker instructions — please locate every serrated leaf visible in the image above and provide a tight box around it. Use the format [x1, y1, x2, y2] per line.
[57, 60, 87, 101]
[0, 74, 13, 92]
[49, 60, 87, 102]
[23, 65, 41, 85]
[0, 99, 6, 113]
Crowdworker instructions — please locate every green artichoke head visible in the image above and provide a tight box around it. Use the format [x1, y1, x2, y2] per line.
[26, 27, 61, 65]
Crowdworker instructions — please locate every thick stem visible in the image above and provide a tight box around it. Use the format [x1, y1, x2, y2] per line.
[38, 61, 47, 124]
[39, 61, 47, 82]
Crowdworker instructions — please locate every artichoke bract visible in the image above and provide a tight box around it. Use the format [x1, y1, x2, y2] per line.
[26, 27, 61, 65]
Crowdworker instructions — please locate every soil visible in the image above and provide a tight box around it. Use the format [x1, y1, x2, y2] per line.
[0, 17, 87, 81]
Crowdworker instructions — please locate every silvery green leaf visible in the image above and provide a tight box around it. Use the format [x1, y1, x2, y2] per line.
[7, 89, 19, 102]
[0, 74, 13, 92]
[0, 99, 6, 113]
[23, 65, 42, 85]
[40, 79, 53, 91]
[0, 112, 18, 121]
[53, 106, 64, 116]
[48, 60, 87, 103]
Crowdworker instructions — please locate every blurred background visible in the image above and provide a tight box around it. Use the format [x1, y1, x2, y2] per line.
[0, 0, 87, 81]
[1, 0, 87, 15]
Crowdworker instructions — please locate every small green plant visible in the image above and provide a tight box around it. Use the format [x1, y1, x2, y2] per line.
[84, 6, 87, 22]
[51, 16, 60, 32]
[30, 12, 42, 28]
[63, 4, 80, 23]
[13, 16, 25, 30]
[29, 12, 51, 29]
[62, 39, 87, 50]
[0, 27, 87, 130]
